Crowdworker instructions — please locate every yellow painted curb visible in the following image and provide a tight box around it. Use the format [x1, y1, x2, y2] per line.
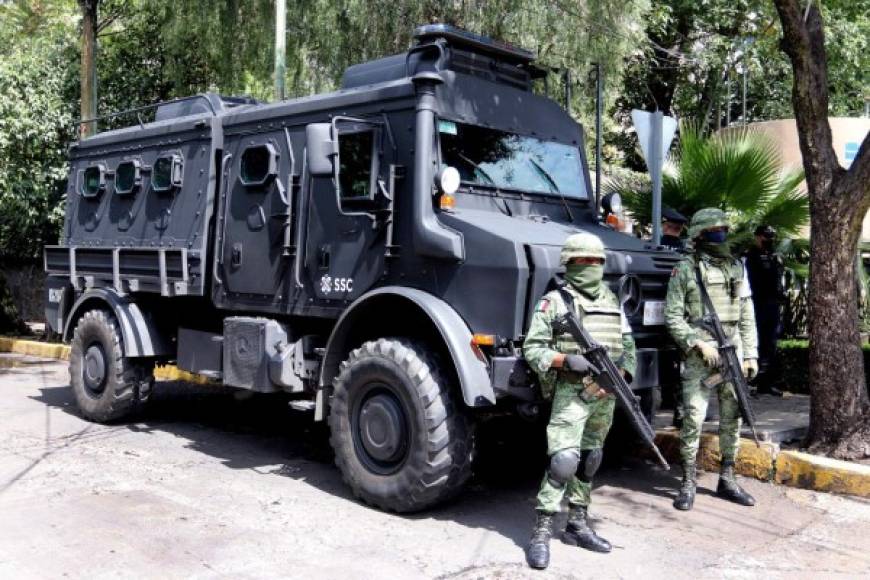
[0, 337, 70, 360]
[653, 429, 777, 481]
[696, 434, 778, 481]
[0, 337, 211, 384]
[154, 365, 212, 385]
[775, 450, 870, 498]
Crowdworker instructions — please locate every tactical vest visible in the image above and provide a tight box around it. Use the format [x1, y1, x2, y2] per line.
[697, 257, 742, 324]
[553, 285, 624, 360]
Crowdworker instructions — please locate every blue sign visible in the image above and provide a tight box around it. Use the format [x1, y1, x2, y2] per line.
[845, 141, 859, 168]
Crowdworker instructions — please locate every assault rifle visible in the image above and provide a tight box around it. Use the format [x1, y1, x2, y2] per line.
[553, 285, 670, 470]
[693, 267, 761, 446]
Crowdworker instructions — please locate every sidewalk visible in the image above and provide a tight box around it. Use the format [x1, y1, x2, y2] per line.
[655, 392, 811, 444]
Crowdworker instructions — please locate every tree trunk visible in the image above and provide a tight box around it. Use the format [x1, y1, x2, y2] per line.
[79, 0, 98, 137]
[806, 191, 868, 452]
[774, 0, 870, 459]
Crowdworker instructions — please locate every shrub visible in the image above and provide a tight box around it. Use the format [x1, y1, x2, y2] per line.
[777, 339, 870, 394]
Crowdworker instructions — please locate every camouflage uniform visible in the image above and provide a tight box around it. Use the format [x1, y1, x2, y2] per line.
[525, 283, 636, 510]
[523, 232, 637, 569]
[665, 253, 757, 463]
[665, 208, 758, 511]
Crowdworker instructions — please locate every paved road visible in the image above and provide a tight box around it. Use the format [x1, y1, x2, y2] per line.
[1, 357, 868, 579]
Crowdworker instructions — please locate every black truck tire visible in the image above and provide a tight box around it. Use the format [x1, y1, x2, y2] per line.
[69, 309, 154, 423]
[329, 338, 473, 513]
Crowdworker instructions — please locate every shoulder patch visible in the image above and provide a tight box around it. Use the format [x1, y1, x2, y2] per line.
[538, 298, 550, 313]
[671, 267, 679, 277]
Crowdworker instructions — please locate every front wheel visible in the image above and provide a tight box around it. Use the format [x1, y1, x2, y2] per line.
[329, 338, 474, 512]
[69, 309, 154, 423]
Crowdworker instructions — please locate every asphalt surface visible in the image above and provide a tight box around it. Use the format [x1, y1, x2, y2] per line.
[1, 357, 869, 579]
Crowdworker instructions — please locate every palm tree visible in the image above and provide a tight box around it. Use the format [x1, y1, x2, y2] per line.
[606, 122, 809, 255]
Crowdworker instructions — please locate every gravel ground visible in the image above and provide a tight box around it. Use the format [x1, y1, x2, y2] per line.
[1, 357, 868, 579]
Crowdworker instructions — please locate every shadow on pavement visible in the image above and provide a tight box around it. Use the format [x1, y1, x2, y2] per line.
[31, 381, 682, 550]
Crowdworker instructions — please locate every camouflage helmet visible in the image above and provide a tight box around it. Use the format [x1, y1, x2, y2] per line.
[687, 207, 729, 239]
[560, 232, 606, 265]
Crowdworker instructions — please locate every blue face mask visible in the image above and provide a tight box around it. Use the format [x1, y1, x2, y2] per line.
[701, 230, 727, 244]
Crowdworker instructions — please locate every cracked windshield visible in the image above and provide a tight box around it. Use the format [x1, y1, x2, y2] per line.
[439, 120, 587, 199]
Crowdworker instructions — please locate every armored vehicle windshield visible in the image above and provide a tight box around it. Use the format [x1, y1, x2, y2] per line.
[439, 121, 588, 199]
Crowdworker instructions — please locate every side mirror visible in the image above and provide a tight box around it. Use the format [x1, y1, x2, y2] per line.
[306, 123, 336, 177]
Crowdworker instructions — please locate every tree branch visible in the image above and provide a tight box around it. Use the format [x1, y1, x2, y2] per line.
[773, 0, 841, 191]
[836, 130, 870, 213]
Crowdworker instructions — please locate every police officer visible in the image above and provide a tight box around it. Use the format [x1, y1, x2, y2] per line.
[664, 208, 758, 511]
[660, 206, 688, 252]
[744, 225, 785, 396]
[523, 232, 636, 570]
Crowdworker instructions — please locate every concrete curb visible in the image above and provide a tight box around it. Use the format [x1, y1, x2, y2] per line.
[775, 450, 870, 497]
[0, 337, 210, 384]
[653, 429, 778, 481]
[652, 428, 870, 499]
[0, 337, 70, 360]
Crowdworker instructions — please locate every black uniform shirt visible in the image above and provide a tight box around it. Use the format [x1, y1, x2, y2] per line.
[744, 246, 784, 304]
[660, 235, 685, 252]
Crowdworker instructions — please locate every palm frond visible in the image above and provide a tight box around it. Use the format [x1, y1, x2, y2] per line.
[624, 121, 809, 244]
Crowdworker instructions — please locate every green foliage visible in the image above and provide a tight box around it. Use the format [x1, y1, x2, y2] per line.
[608, 121, 809, 254]
[0, 34, 76, 260]
[779, 237, 810, 337]
[777, 339, 870, 394]
[0, 0, 654, 263]
[611, 0, 869, 169]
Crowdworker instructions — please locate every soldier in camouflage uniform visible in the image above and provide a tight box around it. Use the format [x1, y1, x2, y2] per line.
[665, 208, 759, 511]
[522, 232, 636, 570]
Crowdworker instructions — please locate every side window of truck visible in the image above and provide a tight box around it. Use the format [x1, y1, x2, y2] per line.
[80, 164, 106, 198]
[152, 153, 184, 192]
[240, 143, 279, 187]
[114, 159, 142, 195]
[337, 130, 376, 200]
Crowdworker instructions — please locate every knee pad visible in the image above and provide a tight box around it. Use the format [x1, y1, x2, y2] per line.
[547, 448, 581, 488]
[576, 448, 603, 482]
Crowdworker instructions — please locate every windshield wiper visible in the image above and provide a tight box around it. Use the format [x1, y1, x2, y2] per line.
[457, 153, 497, 185]
[528, 158, 574, 222]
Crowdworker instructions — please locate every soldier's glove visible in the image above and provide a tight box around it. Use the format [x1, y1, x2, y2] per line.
[692, 340, 721, 367]
[742, 358, 759, 379]
[564, 354, 600, 376]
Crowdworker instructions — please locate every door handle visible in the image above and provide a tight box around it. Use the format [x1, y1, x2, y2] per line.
[231, 243, 243, 267]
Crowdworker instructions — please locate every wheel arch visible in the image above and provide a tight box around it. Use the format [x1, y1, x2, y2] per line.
[319, 287, 494, 416]
[63, 288, 173, 358]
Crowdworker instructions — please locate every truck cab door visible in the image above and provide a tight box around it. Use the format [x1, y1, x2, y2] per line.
[304, 121, 388, 303]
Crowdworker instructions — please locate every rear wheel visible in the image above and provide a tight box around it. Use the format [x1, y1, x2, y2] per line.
[69, 309, 154, 423]
[329, 338, 473, 512]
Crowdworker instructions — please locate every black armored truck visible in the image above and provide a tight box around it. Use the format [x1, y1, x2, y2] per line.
[45, 25, 680, 512]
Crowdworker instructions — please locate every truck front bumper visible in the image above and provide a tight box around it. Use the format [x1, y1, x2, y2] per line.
[491, 346, 679, 401]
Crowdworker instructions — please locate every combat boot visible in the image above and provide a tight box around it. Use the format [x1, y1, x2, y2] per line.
[563, 504, 611, 553]
[526, 510, 554, 569]
[716, 461, 756, 506]
[673, 462, 697, 511]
